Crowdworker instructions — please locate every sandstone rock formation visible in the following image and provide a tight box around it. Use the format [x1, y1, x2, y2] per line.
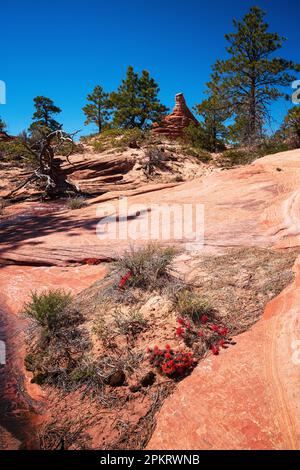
[152, 93, 199, 138]
[1, 148, 300, 449]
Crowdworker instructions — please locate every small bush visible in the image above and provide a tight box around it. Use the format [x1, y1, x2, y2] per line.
[176, 290, 213, 323]
[115, 244, 177, 290]
[172, 175, 184, 182]
[24, 289, 73, 331]
[92, 128, 143, 152]
[218, 149, 258, 167]
[113, 308, 148, 338]
[142, 147, 167, 176]
[114, 128, 143, 148]
[0, 198, 7, 215]
[183, 123, 225, 153]
[67, 197, 87, 210]
[0, 139, 37, 165]
[59, 141, 85, 156]
[183, 123, 207, 149]
[182, 146, 212, 163]
[92, 140, 106, 152]
[258, 140, 292, 157]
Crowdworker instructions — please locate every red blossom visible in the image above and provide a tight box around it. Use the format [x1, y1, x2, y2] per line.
[211, 345, 219, 355]
[118, 271, 132, 288]
[218, 339, 226, 348]
[200, 315, 209, 324]
[218, 327, 229, 337]
[177, 318, 185, 325]
[176, 327, 184, 336]
[197, 330, 204, 337]
[211, 324, 219, 333]
[148, 345, 196, 378]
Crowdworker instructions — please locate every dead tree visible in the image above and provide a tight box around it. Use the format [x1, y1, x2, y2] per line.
[7, 129, 81, 200]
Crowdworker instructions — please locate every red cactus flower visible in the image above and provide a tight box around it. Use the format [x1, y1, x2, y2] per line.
[176, 327, 184, 336]
[211, 324, 219, 333]
[218, 327, 229, 336]
[198, 330, 204, 337]
[165, 344, 171, 350]
[186, 321, 191, 329]
[200, 315, 209, 324]
[177, 318, 185, 325]
[218, 339, 226, 348]
[119, 271, 132, 288]
[211, 345, 219, 355]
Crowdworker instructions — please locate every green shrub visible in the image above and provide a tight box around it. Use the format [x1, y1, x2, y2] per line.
[183, 123, 208, 149]
[24, 289, 73, 331]
[0, 139, 37, 164]
[59, 141, 85, 156]
[91, 128, 143, 152]
[67, 196, 87, 210]
[92, 140, 106, 152]
[115, 244, 177, 290]
[112, 308, 148, 337]
[258, 140, 292, 157]
[218, 148, 258, 167]
[0, 198, 7, 215]
[176, 290, 213, 323]
[114, 128, 143, 148]
[182, 146, 212, 163]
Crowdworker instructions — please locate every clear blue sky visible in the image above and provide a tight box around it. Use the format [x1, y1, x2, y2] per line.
[1, 0, 299, 136]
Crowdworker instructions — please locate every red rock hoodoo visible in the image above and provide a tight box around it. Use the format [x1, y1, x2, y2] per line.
[152, 93, 198, 139]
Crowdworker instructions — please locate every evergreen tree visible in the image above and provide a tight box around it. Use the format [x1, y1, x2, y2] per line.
[110, 66, 168, 128]
[82, 85, 111, 133]
[214, 6, 300, 146]
[29, 96, 62, 135]
[280, 107, 300, 147]
[0, 116, 7, 132]
[195, 72, 230, 151]
[137, 70, 168, 128]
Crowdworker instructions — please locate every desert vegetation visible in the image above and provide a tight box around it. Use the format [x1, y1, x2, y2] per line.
[1, 2, 300, 454]
[20, 243, 297, 449]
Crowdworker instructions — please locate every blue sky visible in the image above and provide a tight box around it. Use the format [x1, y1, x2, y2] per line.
[1, 0, 299, 136]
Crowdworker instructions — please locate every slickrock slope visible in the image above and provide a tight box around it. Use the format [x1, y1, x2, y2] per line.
[152, 93, 199, 138]
[1, 148, 300, 449]
[0, 264, 107, 450]
[2, 149, 300, 266]
[148, 149, 300, 450]
[148, 259, 300, 449]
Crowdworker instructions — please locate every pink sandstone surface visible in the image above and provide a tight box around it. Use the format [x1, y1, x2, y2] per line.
[1, 148, 300, 449]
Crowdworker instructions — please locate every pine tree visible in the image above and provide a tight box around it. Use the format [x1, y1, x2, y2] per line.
[82, 85, 111, 133]
[214, 6, 300, 146]
[29, 96, 62, 135]
[137, 70, 168, 128]
[195, 72, 230, 151]
[110, 66, 168, 129]
[280, 107, 300, 147]
[0, 116, 7, 132]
